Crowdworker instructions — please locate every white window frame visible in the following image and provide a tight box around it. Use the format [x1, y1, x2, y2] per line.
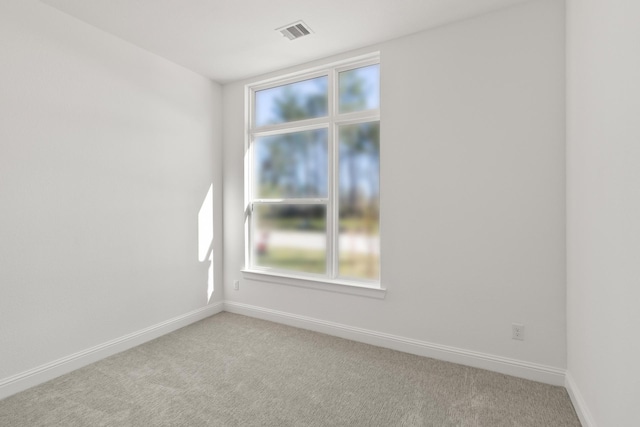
[242, 53, 385, 298]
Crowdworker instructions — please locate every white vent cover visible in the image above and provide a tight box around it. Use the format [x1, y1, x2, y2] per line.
[276, 21, 313, 40]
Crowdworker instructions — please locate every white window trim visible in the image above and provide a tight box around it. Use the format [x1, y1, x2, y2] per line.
[241, 269, 386, 299]
[244, 52, 384, 295]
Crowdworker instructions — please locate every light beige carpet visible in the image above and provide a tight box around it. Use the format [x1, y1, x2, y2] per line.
[0, 312, 580, 426]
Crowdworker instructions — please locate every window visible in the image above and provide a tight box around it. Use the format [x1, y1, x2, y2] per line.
[245, 54, 381, 288]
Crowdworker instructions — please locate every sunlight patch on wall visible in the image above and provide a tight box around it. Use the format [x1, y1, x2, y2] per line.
[198, 184, 214, 301]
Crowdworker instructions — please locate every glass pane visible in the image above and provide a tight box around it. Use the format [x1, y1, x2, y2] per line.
[255, 76, 328, 127]
[253, 205, 326, 274]
[338, 64, 380, 114]
[255, 129, 328, 198]
[338, 122, 380, 280]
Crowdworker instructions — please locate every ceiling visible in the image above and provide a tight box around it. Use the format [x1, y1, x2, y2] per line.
[41, 0, 530, 83]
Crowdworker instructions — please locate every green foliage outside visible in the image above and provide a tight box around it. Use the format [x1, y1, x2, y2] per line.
[257, 248, 379, 279]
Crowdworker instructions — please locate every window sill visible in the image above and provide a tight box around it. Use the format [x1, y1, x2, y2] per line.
[241, 270, 387, 299]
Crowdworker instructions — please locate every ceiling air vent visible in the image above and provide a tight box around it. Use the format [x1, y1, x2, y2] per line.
[277, 21, 313, 40]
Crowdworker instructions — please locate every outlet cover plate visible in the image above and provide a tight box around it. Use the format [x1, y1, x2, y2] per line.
[512, 323, 524, 340]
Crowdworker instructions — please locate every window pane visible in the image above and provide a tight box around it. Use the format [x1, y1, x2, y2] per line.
[255, 129, 328, 198]
[338, 122, 380, 280]
[255, 76, 328, 127]
[253, 204, 326, 274]
[338, 64, 380, 114]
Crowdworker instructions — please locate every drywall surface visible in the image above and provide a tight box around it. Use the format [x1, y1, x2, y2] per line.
[566, 0, 640, 425]
[223, 0, 566, 371]
[0, 1, 222, 380]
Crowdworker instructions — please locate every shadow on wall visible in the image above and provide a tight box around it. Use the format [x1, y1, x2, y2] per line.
[198, 184, 214, 302]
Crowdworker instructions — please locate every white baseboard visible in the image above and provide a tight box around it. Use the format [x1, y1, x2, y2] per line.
[565, 371, 596, 427]
[0, 302, 223, 401]
[223, 301, 566, 386]
[1, 299, 569, 403]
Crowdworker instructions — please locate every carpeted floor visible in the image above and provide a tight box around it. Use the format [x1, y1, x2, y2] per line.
[0, 312, 580, 426]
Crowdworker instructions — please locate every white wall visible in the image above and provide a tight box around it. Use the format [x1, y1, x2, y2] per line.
[223, 0, 566, 378]
[566, 0, 640, 425]
[0, 0, 222, 386]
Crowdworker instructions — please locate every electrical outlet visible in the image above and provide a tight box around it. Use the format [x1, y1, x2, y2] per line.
[512, 323, 524, 340]
[233, 280, 239, 291]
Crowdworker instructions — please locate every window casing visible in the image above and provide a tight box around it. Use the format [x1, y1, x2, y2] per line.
[245, 54, 381, 289]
